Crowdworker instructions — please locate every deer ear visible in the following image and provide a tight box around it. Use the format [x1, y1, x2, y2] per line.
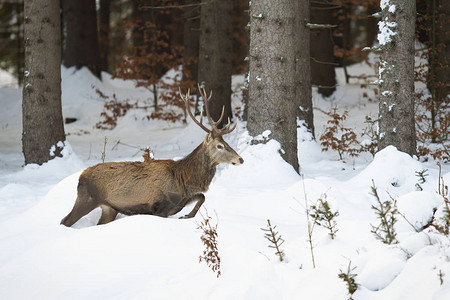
[206, 133, 213, 143]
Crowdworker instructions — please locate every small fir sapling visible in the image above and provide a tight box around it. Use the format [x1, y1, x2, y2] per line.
[338, 261, 359, 300]
[261, 219, 285, 262]
[320, 108, 360, 160]
[310, 194, 339, 239]
[370, 180, 399, 245]
[415, 168, 429, 191]
[438, 162, 450, 232]
[197, 210, 221, 278]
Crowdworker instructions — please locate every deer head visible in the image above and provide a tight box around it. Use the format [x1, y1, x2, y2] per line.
[179, 86, 244, 166]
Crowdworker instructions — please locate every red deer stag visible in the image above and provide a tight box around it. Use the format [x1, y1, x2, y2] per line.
[61, 87, 243, 226]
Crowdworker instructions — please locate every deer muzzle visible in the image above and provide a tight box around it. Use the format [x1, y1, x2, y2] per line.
[232, 157, 244, 166]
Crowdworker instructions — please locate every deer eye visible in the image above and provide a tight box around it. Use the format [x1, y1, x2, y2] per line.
[217, 144, 224, 150]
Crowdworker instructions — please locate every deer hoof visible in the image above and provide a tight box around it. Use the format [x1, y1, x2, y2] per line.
[179, 215, 193, 219]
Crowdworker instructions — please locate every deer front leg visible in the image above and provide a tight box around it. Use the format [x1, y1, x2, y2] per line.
[181, 193, 205, 219]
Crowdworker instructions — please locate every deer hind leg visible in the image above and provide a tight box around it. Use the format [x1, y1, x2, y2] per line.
[182, 193, 205, 219]
[61, 183, 98, 227]
[61, 195, 98, 227]
[97, 205, 118, 225]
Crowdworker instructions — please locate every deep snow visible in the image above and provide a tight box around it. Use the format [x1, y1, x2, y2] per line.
[0, 64, 449, 300]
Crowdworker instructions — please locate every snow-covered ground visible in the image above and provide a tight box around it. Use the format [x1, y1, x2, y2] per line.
[0, 64, 449, 300]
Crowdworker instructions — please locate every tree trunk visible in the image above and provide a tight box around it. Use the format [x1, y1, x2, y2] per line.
[247, 0, 302, 173]
[62, 0, 101, 78]
[232, 0, 249, 74]
[99, 0, 111, 73]
[310, 0, 337, 98]
[364, 2, 379, 51]
[435, 1, 450, 103]
[198, 0, 233, 126]
[183, 0, 200, 83]
[22, 0, 66, 165]
[297, 0, 314, 138]
[378, 0, 416, 156]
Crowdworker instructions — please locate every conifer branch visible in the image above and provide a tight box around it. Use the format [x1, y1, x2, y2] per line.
[369, 180, 398, 244]
[338, 261, 359, 300]
[310, 194, 339, 239]
[261, 219, 285, 262]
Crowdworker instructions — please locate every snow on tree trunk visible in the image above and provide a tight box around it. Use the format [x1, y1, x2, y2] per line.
[198, 0, 233, 126]
[377, 0, 416, 156]
[247, 0, 306, 173]
[22, 0, 66, 165]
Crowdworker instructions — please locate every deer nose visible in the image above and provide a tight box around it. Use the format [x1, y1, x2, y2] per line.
[239, 157, 244, 164]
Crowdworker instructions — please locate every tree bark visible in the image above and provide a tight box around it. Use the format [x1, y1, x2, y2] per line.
[378, 0, 416, 156]
[310, 0, 337, 98]
[248, 0, 303, 173]
[62, 0, 101, 78]
[198, 0, 233, 126]
[22, 0, 66, 165]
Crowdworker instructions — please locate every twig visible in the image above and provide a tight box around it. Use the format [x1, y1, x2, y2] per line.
[302, 174, 316, 268]
[311, 56, 339, 66]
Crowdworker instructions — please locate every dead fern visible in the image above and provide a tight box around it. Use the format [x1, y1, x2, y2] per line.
[142, 147, 155, 162]
[95, 90, 136, 130]
[360, 115, 379, 156]
[198, 210, 221, 278]
[320, 108, 360, 160]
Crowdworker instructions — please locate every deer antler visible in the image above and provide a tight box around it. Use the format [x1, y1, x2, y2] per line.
[179, 87, 210, 133]
[179, 85, 238, 136]
[197, 84, 238, 135]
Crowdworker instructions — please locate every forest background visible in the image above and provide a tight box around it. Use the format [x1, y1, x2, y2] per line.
[1, 0, 448, 167]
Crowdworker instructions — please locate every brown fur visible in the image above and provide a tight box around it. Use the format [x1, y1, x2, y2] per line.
[61, 134, 243, 226]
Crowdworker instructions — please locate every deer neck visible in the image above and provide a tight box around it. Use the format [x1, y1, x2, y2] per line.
[176, 142, 217, 196]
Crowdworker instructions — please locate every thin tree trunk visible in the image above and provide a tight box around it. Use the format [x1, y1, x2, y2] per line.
[99, 0, 111, 73]
[198, 0, 233, 126]
[62, 0, 101, 78]
[22, 0, 66, 165]
[435, 1, 450, 104]
[183, 0, 200, 83]
[378, 0, 416, 156]
[364, 3, 379, 50]
[310, 0, 337, 98]
[232, 0, 249, 74]
[297, 0, 314, 138]
[247, 0, 301, 173]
